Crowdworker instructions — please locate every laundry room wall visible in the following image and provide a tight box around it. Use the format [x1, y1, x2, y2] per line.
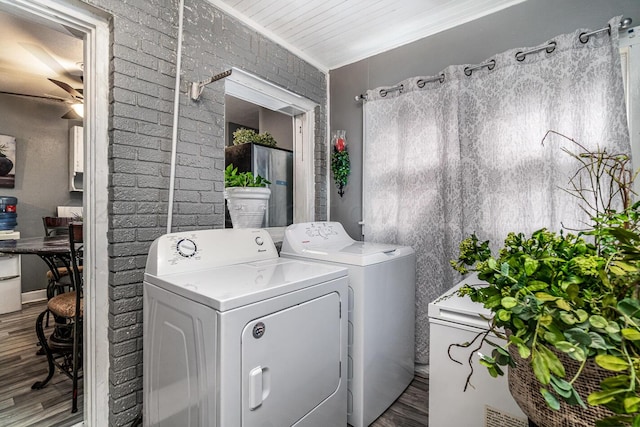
[329, 0, 640, 241]
[74, 0, 327, 424]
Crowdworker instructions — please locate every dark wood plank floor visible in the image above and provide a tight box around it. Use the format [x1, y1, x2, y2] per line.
[0, 301, 83, 427]
[371, 374, 429, 427]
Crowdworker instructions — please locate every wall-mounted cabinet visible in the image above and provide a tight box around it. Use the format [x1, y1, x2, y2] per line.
[69, 126, 83, 192]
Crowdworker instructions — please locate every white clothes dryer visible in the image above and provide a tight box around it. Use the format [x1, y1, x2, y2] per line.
[281, 222, 416, 427]
[143, 228, 348, 427]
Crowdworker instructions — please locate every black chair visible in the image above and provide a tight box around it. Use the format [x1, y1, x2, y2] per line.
[33, 222, 84, 413]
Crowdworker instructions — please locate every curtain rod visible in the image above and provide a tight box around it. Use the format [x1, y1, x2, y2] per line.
[189, 69, 232, 101]
[355, 16, 633, 102]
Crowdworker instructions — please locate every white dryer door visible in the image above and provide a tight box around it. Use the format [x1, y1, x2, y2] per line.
[242, 292, 342, 427]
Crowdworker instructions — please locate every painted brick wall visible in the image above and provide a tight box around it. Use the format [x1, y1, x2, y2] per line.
[85, 0, 327, 424]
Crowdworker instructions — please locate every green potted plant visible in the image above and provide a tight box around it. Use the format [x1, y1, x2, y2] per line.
[232, 128, 278, 147]
[224, 164, 271, 228]
[450, 131, 640, 427]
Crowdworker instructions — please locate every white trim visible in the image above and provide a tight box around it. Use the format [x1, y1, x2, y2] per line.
[205, 0, 328, 73]
[326, 73, 331, 221]
[21, 289, 47, 304]
[293, 111, 315, 223]
[84, 12, 110, 427]
[0, 1, 111, 426]
[226, 67, 317, 115]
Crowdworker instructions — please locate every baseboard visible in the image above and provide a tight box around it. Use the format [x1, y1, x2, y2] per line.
[22, 289, 47, 304]
[415, 363, 429, 377]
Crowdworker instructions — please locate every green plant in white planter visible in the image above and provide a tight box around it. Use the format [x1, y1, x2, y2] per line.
[224, 164, 271, 229]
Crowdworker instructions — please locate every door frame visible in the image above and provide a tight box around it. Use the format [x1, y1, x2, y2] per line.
[0, 0, 111, 425]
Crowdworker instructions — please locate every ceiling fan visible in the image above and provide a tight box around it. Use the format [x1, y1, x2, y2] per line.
[48, 77, 84, 119]
[0, 77, 83, 120]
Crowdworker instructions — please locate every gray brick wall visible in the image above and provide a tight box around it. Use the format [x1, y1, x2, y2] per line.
[85, 0, 327, 424]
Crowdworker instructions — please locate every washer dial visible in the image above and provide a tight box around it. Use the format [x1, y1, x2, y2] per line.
[176, 238, 197, 257]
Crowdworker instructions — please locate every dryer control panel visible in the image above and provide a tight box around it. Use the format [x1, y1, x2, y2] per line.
[145, 228, 279, 277]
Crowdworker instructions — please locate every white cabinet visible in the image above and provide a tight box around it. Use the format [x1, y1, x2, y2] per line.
[69, 126, 83, 192]
[0, 231, 21, 314]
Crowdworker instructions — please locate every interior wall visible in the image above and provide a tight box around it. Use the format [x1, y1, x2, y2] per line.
[0, 94, 82, 293]
[259, 107, 293, 151]
[329, 0, 640, 241]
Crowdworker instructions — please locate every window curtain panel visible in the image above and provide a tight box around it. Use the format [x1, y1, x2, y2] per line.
[363, 16, 631, 364]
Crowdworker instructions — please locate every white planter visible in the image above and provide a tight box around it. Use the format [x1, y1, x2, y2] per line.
[224, 187, 271, 229]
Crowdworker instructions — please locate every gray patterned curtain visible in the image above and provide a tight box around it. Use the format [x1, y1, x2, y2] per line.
[363, 16, 631, 364]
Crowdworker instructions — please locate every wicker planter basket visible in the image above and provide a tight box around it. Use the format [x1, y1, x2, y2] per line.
[507, 344, 617, 427]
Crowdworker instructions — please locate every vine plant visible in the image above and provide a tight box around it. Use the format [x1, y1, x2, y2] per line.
[331, 132, 350, 197]
[450, 131, 640, 427]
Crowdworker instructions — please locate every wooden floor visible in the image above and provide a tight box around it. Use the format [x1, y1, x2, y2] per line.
[0, 301, 83, 427]
[371, 374, 429, 426]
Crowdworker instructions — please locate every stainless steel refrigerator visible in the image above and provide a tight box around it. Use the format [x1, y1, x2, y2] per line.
[225, 143, 293, 228]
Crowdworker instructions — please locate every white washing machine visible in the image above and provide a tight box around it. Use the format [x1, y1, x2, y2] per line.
[143, 228, 349, 427]
[428, 274, 527, 427]
[281, 222, 416, 427]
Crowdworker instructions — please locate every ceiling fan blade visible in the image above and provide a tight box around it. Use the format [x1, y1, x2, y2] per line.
[61, 108, 83, 120]
[62, 24, 86, 40]
[0, 91, 65, 102]
[48, 78, 83, 101]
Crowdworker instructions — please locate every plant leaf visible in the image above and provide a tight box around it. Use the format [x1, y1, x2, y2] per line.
[540, 388, 561, 410]
[624, 396, 640, 413]
[589, 315, 608, 329]
[535, 292, 558, 302]
[621, 328, 640, 341]
[564, 328, 592, 346]
[588, 389, 623, 405]
[595, 354, 630, 372]
[588, 332, 610, 350]
[532, 351, 551, 384]
[538, 345, 566, 377]
[555, 299, 572, 311]
[619, 299, 640, 318]
[524, 257, 539, 275]
[501, 296, 517, 309]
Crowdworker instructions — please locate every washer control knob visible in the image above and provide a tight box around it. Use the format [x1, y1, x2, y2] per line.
[255, 236, 264, 246]
[176, 238, 197, 257]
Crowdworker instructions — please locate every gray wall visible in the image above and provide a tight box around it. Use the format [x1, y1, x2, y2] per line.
[260, 107, 293, 151]
[76, 0, 328, 424]
[329, 0, 640, 241]
[0, 94, 82, 292]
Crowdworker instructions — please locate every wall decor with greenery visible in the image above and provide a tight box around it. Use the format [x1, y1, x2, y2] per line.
[331, 130, 350, 197]
[450, 131, 640, 427]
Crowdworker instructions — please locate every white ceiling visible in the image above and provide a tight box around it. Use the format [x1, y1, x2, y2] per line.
[0, 11, 83, 104]
[209, 0, 525, 70]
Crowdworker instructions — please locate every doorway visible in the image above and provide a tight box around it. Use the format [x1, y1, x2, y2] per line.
[0, 1, 110, 425]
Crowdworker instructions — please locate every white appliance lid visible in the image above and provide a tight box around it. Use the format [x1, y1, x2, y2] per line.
[145, 257, 347, 311]
[428, 273, 495, 330]
[281, 222, 414, 266]
[144, 228, 348, 310]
